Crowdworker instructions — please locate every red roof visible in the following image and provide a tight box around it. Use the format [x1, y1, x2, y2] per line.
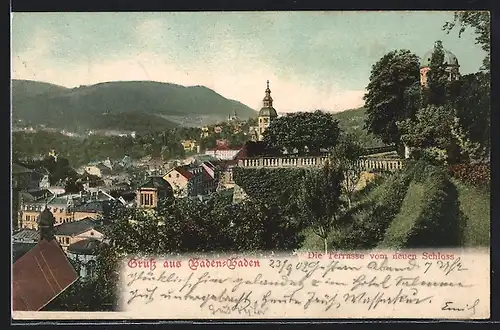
[13, 239, 78, 311]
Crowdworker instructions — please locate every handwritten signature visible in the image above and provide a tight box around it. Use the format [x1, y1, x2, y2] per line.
[441, 299, 480, 315]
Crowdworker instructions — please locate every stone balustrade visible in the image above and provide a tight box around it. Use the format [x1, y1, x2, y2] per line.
[238, 156, 404, 172]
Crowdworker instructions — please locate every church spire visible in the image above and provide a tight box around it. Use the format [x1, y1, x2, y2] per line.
[263, 80, 273, 108]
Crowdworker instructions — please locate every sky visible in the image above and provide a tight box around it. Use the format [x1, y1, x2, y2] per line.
[11, 11, 487, 113]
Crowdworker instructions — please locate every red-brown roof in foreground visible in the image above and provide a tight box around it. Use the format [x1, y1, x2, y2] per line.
[12, 239, 78, 311]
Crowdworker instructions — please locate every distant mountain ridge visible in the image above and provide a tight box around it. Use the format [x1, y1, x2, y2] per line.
[11, 79, 258, 132]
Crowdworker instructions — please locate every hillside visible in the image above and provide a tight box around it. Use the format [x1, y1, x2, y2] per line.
[11, 79, 258, 132]
[330, 107, 385, 148]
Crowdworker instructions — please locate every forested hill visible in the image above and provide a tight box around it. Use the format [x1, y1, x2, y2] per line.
[11, 79, 258, 132]
[330, 107, 385, 148]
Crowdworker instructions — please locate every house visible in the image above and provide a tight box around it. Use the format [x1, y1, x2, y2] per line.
[200, 161, 220, 194]
[136, 176, 174, 209]
[66, 238, 103, 278]
[28, 168, 51, 190]
[11, 163, 50, 191]
[204, 146, 243, 160]
[17, 193, 72, 230]
[200, 126, 210, 138]
[18, 199, 47, 230]
[182, 140, 199, 153]
[54, 217, 104, 252]
[12, 163, 33, 190]
[162, 165, 204, 197]
[83, 163, 113, 178]
[70, 200, 116, 220]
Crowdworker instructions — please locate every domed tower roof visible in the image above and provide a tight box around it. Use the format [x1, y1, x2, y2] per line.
[38, 207, 55, 227]
[259, 80, 278, 117]
[420, 48, 459, 69]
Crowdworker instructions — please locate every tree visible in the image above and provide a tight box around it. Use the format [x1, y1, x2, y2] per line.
[297, 161, 344, 253]
[65, 177, 83, 193]
[398, 104, 461, 164]
[424, 40, 452, 107]
[453, 72, 490, 152]
[330, 133, 364, 208]
[363, 50, 421, 145]
[443, 11, 490, 71]
[264, 110, 341, 153]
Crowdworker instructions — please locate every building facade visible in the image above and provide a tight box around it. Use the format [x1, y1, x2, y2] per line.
[136, 176, 173, 209]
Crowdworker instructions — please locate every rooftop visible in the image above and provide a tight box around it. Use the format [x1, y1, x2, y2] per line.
[13, 239, 78, 311]
[13, 229, 39, 243]
[12, 163, 33, 174]
[71, 200, 114, 213]
[54, 218, 99, 236]
[139, 176, 174, 190]
[67, 238, 102, 255]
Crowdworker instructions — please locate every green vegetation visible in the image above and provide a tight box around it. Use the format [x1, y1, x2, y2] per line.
[378, 182, 426, 248]
[45, 194, 305, 311]
[453, 178, 490, 247]
[264, 110, 341, 153]
[12, 131, 152, 167]
[379, 163, 465, 248]
[330, 107, 385, 148]
[233, 167, 305, 214]
[12, 79, 257, 132]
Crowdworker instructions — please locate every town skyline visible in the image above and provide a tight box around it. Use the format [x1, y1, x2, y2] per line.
[12, 11, 486, 112]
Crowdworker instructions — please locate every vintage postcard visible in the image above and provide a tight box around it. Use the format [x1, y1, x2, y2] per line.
[11, 11, 490, 320]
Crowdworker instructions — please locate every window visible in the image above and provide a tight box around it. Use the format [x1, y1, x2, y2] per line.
[176, 174, 179, 178]
[65, 237, 70, 245]
[140, 194, 144, 205]
[145, 194, 152, 206]
[168, 174, 171, 178]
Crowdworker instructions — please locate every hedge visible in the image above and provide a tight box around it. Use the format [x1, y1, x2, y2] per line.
[232, 167, 306, 211]
[403, 165, 465, 247]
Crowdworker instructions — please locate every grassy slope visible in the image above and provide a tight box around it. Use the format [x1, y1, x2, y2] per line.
[378, 182, 426, 248]
[299, 173, 393, 251]
[300, 171, 490, 251]
[452, 179, 490, 246]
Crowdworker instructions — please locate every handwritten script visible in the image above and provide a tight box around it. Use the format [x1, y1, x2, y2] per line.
[119, 249, 489, 319]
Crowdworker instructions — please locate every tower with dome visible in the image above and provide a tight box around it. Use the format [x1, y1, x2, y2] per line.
[257, 80, 278, 141]
[419, 42, 460, 87]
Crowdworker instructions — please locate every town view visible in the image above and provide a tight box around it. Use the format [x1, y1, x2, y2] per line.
[11, 11, 490, 312]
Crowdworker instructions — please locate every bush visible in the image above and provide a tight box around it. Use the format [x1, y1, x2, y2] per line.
[448, 162, 490, 190]
[233, 167, 306, 213]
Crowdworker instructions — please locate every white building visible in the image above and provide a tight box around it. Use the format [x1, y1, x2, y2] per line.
[204, 146, 242, 160]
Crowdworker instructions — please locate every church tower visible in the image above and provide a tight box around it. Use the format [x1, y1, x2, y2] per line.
[257, 80, 278, 141]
